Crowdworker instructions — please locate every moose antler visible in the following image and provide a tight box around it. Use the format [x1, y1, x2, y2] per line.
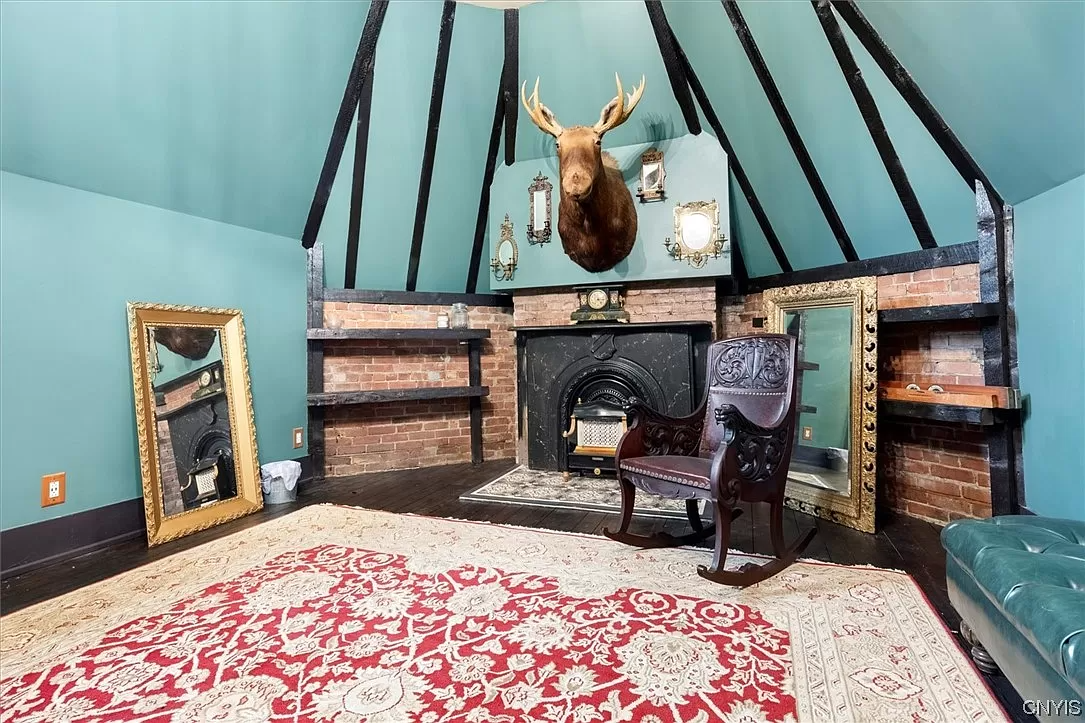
[521, 78, 563, 137]
[595, 74, 646, 134]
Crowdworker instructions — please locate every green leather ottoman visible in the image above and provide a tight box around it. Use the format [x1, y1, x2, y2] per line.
[942, 516, 1085, 719]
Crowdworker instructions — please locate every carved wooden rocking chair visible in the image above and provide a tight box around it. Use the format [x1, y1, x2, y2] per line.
[604, 334, 816, 586]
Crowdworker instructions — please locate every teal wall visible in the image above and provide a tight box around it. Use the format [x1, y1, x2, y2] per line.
[792, 307, 853, 451]
[663, 0, 976, 273]
[488, 133, 731, 289]
[0, 0, 368, 239]
[154, 337, 223, 387]
[318, 2, 504, 292]
[1015, 173, 1085, 521]
[0, 172, 307, 531]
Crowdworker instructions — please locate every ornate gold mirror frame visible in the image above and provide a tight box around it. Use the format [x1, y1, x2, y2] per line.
[763, 278, 878, 533]
[127, 302, 262, 546]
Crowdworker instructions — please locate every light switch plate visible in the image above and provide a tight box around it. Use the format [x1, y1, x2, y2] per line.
[293, 427, 304, 449]
[801, 426, 813, 441]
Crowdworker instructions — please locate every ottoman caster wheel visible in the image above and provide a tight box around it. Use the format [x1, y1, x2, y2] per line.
[960, 620, 1000, 676]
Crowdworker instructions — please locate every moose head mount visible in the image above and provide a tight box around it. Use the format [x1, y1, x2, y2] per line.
[521, 74, 645, 273]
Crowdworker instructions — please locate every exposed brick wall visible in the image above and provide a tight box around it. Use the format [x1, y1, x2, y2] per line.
[322, 303, 515, 477]
[715, 265, 990, 526]
[512, 279, 718, 332]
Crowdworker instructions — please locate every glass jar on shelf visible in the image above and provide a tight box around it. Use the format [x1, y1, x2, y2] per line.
[450, 302, 470, 329]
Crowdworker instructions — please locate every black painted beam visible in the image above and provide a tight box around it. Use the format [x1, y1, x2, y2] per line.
[722, 0, 857, 263]
[325, 288, 513, 308]
[645, 1, 702, 135]
[746, 241, 977, 292]
[406, 1, 457, 291]
[813, 2, 937, 250]
[301, 1, 388, 249]
[306, 242, 326, 480]
[665, 24, 791, 273]
[344, 64, 377, 288]
[467, 69, 507, 293]
[502, 9, 518, 166]
[830, 0, 1004, 210]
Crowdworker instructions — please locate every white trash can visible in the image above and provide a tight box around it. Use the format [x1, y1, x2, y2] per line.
[260, 460, 302, 505]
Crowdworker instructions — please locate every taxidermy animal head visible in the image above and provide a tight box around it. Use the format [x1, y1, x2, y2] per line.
[521, 74, 645, 273]
[154, 326, 218, 361]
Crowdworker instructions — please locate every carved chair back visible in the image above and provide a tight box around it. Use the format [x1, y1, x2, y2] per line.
[698, 335, 799, 486]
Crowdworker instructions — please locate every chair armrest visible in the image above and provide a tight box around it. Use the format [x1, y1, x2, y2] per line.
[615, 398, 706, 466]
[711, 404, 791, 488]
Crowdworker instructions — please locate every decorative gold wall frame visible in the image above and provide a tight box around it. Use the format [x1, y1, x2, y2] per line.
[637, 148, 665, 201]
[666, 200, 725, 268]
[762, 277, 878, 533]
[127, 302, 262, 546]
[527, 172, 552, 245]
[492, 214, 519, 281]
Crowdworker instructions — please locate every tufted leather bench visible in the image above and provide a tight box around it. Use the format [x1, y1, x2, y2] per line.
[943, 516, 1085, 715]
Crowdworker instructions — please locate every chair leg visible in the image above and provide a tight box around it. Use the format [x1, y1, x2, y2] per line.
[604, 482, 729, 549]
[699, 494, 816, 588]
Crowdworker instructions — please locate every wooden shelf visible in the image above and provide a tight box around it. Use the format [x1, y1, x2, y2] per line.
[307, 328, 490, 341]
[880, 400, 1006, 426]
[307, 386, 489, 407]
[878, 303, 1001, 324]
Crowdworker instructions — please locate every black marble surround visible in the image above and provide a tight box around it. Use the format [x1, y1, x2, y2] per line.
[515, 322, 713, 471]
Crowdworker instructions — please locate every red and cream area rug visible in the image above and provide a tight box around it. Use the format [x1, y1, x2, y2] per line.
[0, 505, 1005, 722]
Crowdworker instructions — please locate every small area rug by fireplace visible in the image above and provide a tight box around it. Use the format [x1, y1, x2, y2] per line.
[461, 464, 696, 519]
[0, 505, 1004, 722]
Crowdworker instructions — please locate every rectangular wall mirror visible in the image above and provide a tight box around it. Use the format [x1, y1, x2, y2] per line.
[128, 302, 262, 545]
[763, 278, 878, 532]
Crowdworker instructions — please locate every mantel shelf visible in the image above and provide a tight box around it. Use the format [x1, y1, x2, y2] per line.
[878, 303, 1001, 324]
[307, 328, 490, 341]
[307, 386, 490, 407]
[879, 399, 1017, 426]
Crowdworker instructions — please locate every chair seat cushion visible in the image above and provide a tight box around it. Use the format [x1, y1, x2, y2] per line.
[942, 516, 1085, 698]
[620, 456, 712, 490]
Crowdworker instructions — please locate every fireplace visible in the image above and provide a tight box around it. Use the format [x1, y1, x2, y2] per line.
[516, 322, 713, 472]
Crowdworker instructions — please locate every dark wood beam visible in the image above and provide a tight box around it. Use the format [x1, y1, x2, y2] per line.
[467, 69, 507, 293]
[722, 0, 857, 263]
[324, 288, 513, 308]
[406, 1, 457, 291]
[746, 241, 977, 292]
[502, 9, 519, 166]
[976, 183, 1020, 515]
[344, 65, 377, 288]
[812, 1, 937, 250]
[666, 24, 791, 273]
[645, 1, 702, 135]
[301, 1, 388, 249]
[306, 242, 326, 479]
[830, 0, 1004, 210]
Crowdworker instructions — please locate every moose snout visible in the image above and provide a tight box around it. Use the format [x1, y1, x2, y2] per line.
[562, 171, 593, 200]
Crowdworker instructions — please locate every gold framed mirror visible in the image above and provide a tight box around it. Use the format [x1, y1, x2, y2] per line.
[492, 214, 519, 281]
[762, 277, 878, 533]
[667, 200, 726, 268]
[127, 302, 262, 546]
[527, 172, 552, 245]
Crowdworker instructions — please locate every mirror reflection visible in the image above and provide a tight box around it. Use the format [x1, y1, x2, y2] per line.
[643, 162, 661, 191]
[533, 190, 546, 229]
[148, 325, 237, 517]
[784, 306, 853, 496]
[681, 213, 713, 251]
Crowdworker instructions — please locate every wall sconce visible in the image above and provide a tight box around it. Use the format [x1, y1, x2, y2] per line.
[491, 214, 519, 281]
[636, 148, 665, 202]
[527, 172, 552, 245]
[664, 200, 726, 268]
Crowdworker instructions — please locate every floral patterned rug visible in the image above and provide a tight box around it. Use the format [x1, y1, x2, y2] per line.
[0, 505, 1005, 722]
[461, 465, 699, 519]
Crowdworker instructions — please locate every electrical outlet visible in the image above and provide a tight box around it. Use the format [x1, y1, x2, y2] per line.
[41, 472, 66, 507]
[801, 426, 813, 441]
[293, 427, 304, 449]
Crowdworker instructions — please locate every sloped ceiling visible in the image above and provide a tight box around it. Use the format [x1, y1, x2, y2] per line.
[2, 0, 1081, 289]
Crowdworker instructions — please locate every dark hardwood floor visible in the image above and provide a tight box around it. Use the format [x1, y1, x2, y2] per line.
[1, 459, 1025, 720]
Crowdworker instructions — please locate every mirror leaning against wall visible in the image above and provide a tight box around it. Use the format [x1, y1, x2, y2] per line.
[127, 302, 262, 546]
[762, 277, 878, 533]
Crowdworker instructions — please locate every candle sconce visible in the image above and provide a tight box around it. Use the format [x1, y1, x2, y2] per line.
[491, 214, 519, 281]
[664, 200, 726, 269]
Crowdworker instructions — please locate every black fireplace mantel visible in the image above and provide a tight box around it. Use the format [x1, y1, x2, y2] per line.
[516, 321, 713, 471]
[513, 321, 712, 334]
